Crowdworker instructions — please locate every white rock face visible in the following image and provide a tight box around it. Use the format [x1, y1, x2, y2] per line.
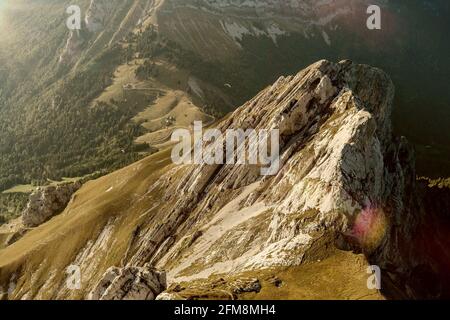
[219, 21, 287, 46]
[88, 265, 166, 300]
[22, 182, 82, 228]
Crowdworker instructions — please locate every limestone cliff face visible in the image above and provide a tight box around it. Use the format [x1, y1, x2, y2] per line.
[0, 60, 448, 300]
[155, 0, 382, 59]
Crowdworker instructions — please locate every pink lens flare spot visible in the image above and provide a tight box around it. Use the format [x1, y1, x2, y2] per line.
[351, 205, 388, 250]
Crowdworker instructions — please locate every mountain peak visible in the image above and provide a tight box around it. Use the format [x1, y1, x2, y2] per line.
[2, 60, 438, 299]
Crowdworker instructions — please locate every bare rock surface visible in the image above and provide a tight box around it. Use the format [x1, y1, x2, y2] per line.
[22, 182, 81, 228]
[151, 59, 405, 280]
[88, 264, 166, 300]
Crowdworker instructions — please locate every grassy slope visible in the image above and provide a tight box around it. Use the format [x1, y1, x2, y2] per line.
[0, 148, 173, 299]
[168, 250, 383, 300]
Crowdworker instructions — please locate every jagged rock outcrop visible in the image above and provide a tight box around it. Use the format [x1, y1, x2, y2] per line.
[1, 60, 449, 300]
[152, 61, 399, 269]
[88, 265, 166, 300]
[22, 182, 81, 228]
[123, 59, 436, 298]
[0, 181, 81, 247]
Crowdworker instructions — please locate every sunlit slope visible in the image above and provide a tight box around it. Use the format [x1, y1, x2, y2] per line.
[164, 251, 384, 300]
[0, 148, 173, 299]
[0, 144, 383, 300]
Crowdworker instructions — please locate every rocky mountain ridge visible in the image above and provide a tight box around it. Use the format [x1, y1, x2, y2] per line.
[1, 60, 449, 300]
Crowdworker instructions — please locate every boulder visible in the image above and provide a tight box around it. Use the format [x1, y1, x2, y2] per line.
[22, 182, 82, 228]
[88, 264, 166, 300]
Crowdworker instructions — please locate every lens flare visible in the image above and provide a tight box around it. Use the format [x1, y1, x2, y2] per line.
[348, 204, 388, 253]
